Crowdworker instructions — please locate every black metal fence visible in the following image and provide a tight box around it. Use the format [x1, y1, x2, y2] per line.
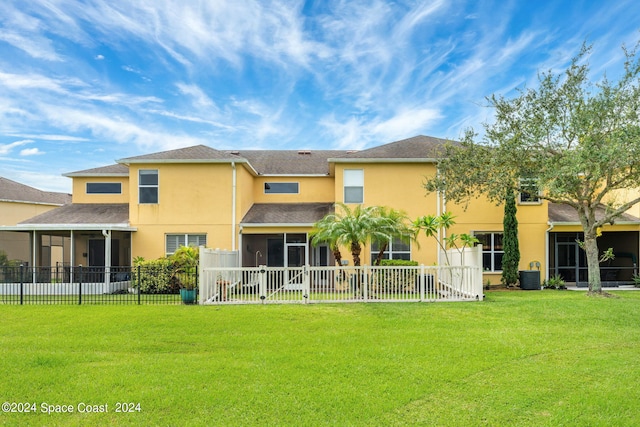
[0, 265, 198, 305]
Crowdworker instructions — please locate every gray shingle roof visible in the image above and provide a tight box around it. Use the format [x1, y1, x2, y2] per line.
[241, 203, 333, 225]
[117, 144, 239, 163]
[75, 135, 452, 176]
[332, 135, 454, 160]
[64, 164, 129, 177]
[229, 150, 347, 175]
[19, 203, 129, 225]
[0, 177, 71, 205]
[548, 203, 640, 224]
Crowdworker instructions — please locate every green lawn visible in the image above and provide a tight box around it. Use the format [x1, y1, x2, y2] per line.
[1, 291, 639, 426]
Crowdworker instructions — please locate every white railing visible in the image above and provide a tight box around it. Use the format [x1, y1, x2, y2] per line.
[200, 264, 483, 305]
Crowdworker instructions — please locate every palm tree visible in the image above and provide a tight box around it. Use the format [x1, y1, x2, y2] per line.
[372, 207, 413, 266]
[309, 215, 344, 266]
[310, 203, 390, 266]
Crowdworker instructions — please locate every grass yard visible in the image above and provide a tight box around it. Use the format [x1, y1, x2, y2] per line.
[1, 291, 639, 426]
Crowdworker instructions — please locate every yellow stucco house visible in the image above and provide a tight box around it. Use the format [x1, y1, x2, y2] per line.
[3, 135, 639, 286]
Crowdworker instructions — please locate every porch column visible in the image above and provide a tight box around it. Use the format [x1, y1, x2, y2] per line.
[70, 230, 75, 283]
[102, 230, 111, 288]
[32, 231, 37, 283]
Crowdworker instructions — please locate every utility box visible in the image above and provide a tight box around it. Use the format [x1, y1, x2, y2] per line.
[519, 270, 541, 290]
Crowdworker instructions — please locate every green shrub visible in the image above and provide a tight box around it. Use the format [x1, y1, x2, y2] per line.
[543, 275, 566, 290]
[379, 259, 418, 266]
[131, 258, 177, 294]
[169, 246, 199, 289]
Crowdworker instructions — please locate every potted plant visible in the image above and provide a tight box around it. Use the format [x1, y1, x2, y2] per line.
[170, 246, 199, 304]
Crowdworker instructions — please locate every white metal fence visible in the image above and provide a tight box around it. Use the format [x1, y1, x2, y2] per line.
[200, 264, 483, 305]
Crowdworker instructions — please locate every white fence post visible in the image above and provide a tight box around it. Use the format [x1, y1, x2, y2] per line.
[259, 266, 267, 303]
[363, 265, 368, 301]
[420, 264, 425, 301]
[303, 265, 310, 304]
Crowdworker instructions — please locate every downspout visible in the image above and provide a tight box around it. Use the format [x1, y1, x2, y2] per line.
[545, 221, 554, 282]
[102, 229, 112, 288]
[231, 162, 237, 251]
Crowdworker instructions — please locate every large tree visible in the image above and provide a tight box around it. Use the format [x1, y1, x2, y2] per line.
[426, 42, 640, 294]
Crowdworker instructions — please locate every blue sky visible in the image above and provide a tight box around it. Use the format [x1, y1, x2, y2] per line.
[1, 0, 639, 193]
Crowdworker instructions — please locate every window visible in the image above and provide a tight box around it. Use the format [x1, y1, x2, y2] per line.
[139, 170, 158, 204]
[344, 169, 364, 203]
[370, 238, 411, 264]
[474, 232, 504, 272]
[86, 182, 122, 194]
[519, 178, 540, 203]
[264, 182, 299, 194]
[165, 234, 207, 255]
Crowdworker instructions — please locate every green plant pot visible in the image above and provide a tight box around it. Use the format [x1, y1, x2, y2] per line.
[180, 288, 197, 304]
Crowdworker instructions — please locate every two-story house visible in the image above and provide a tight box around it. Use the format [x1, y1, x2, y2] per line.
[3, 135, 639, 286]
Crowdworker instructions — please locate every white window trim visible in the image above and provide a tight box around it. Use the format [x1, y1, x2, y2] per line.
[343, 169, 364, 204]
[139, 169, 159, 204]
[165, 233, 207, 256]
[370, 239, 411, 263]
[518, 177, 541, 205]
[474, 232, 504, 272]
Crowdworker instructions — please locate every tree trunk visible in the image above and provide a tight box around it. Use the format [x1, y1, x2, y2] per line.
[351, 242, 362, 266]
[332, 246, 342, 267]
[583, 230, 602, 293]
[374, 242, 388, 266]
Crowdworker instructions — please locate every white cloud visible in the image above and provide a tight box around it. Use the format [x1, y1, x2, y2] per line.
[9, 134, 90, 142]
[176, 83, 216, 109]
[37, 104, 207, 151]
[321, 107, 442, 149]
[0, 31, 63, 61]
[0, 139, 33, 155]
[20, 147, 43, 156]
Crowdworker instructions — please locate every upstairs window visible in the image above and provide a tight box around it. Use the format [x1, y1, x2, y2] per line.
[86, 182, 122, 194]
[139, 170, 158, 204]
[474, 232, 504, 272]
[519, 178, 540, 204]
[344, 169, 364, 203]
[264, 182, 299, 194]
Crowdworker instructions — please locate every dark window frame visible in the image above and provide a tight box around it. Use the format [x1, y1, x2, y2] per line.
[86, 182, 122, 194]
[264, 182, 299, 194]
